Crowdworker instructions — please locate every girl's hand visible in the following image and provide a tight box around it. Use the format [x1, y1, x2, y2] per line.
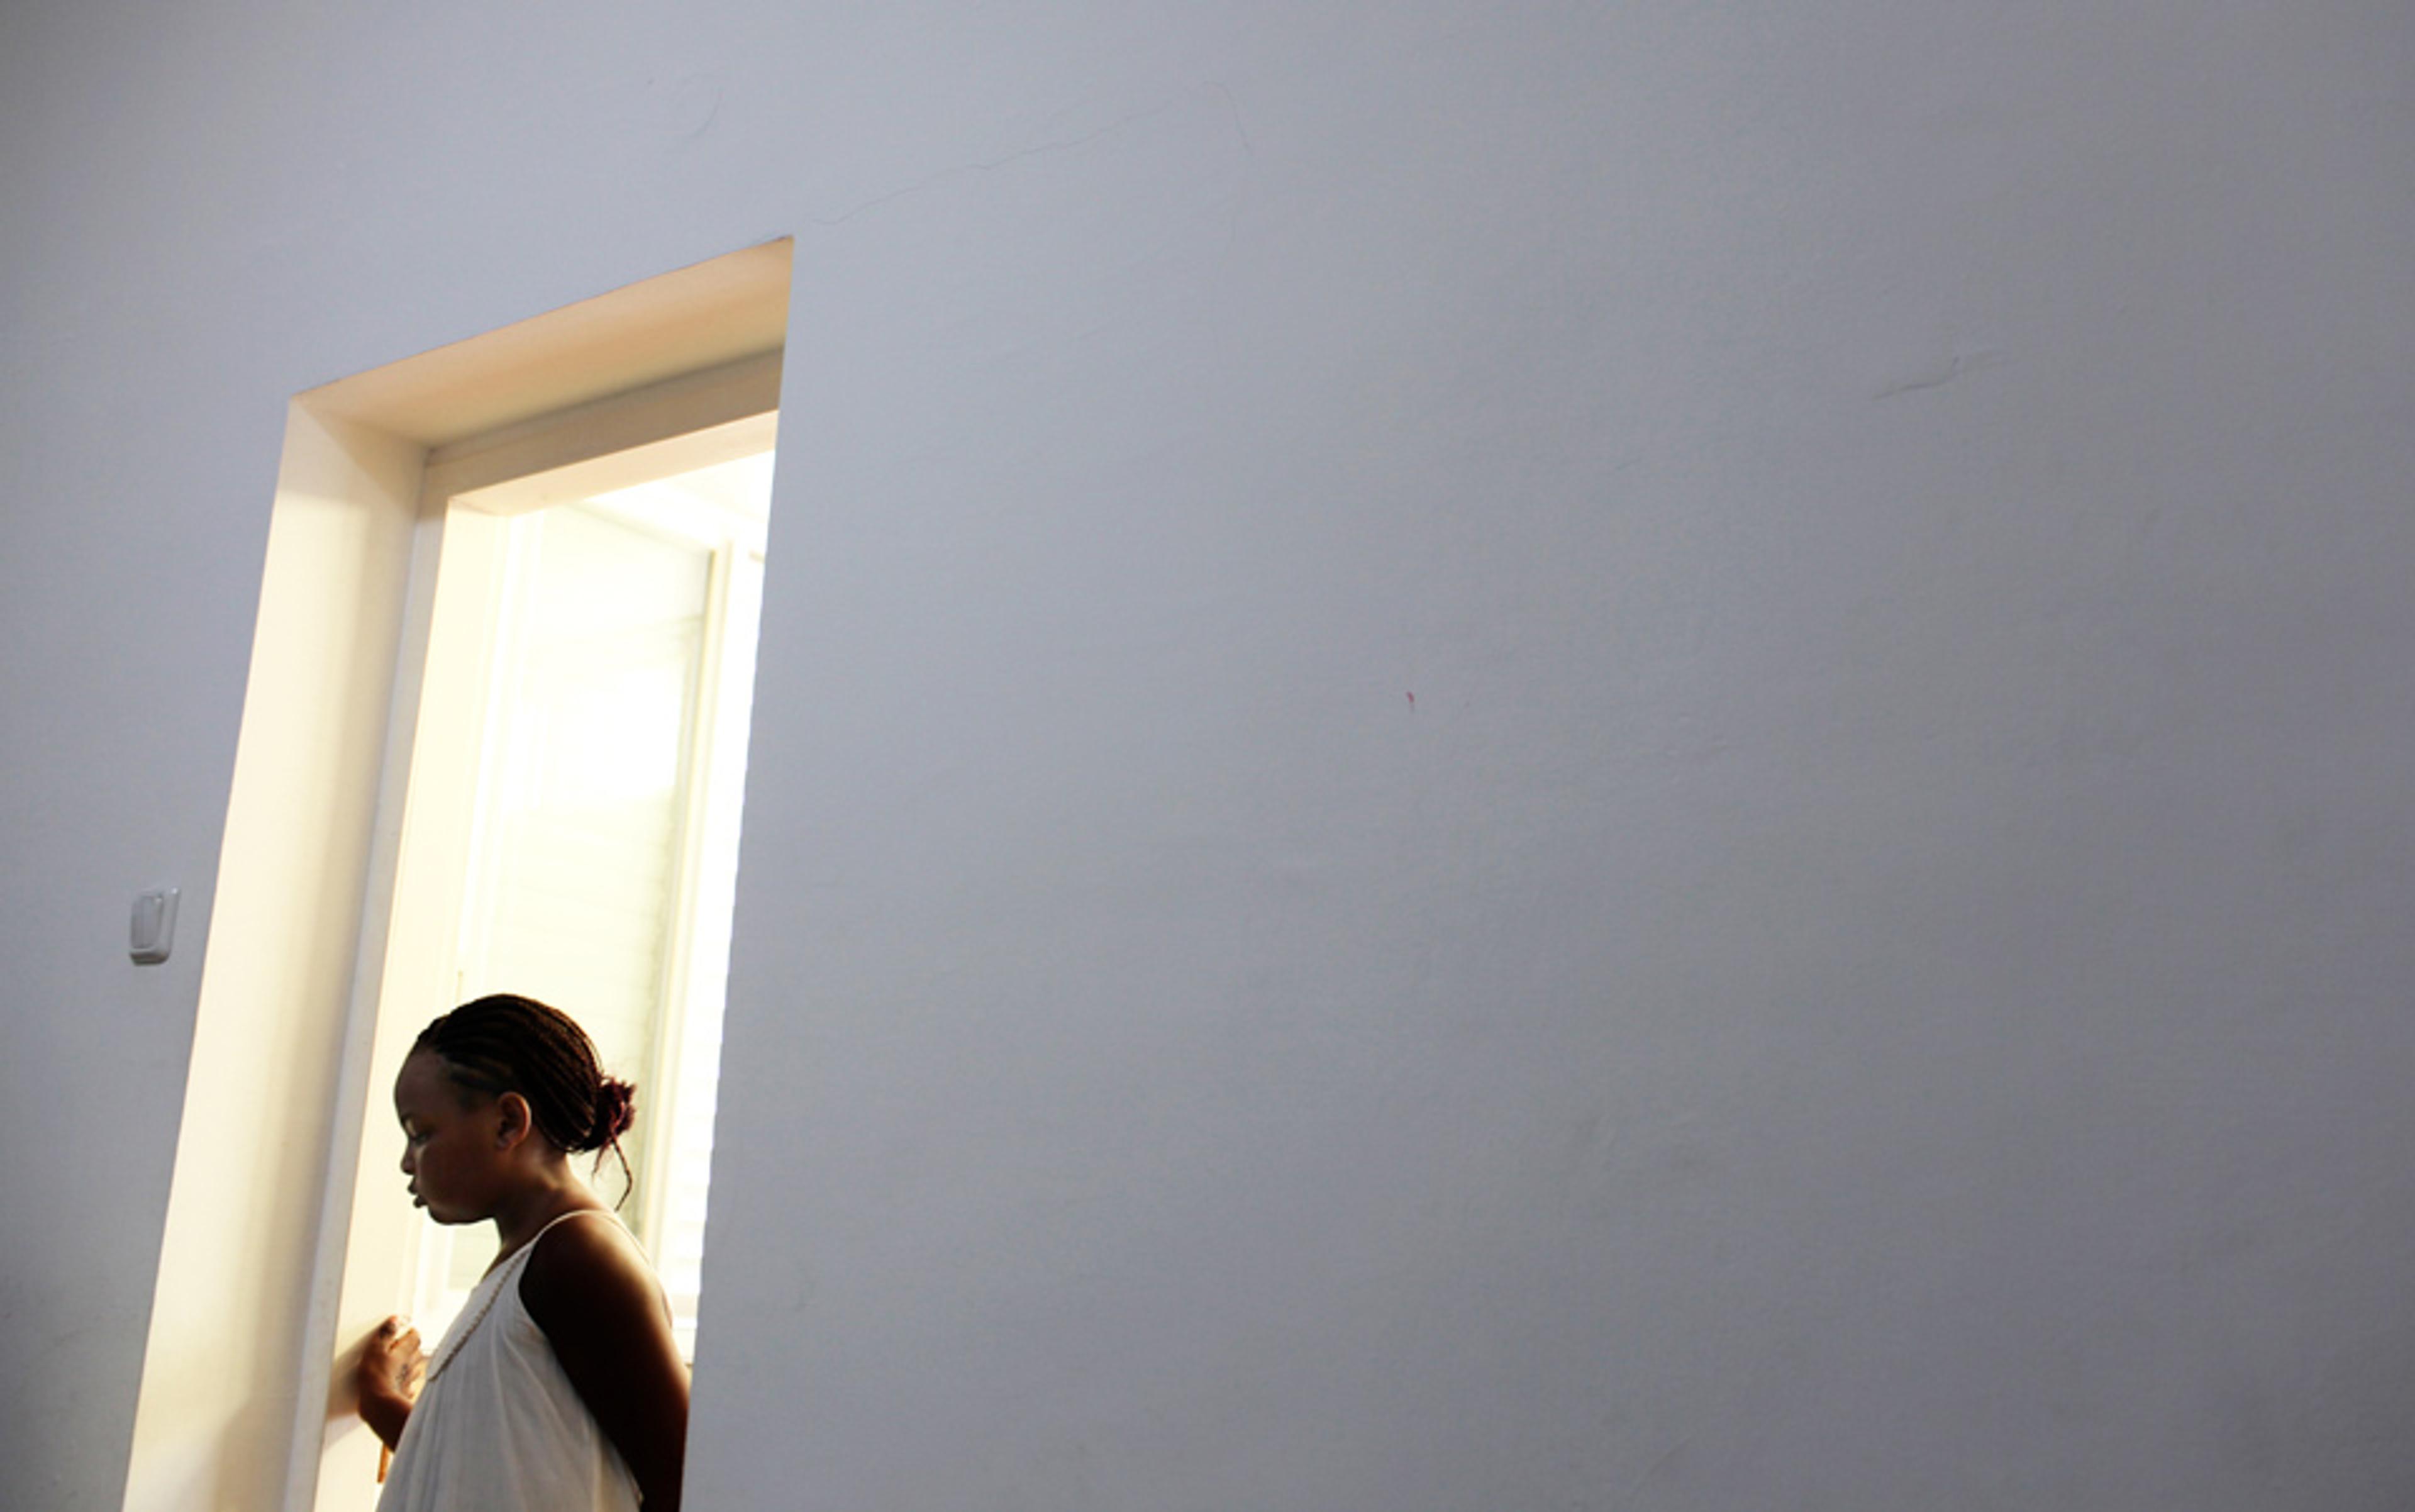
[355, 1316, 426, 1450]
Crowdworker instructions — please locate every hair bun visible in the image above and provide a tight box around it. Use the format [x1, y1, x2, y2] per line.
[588, 1077, 637, 1150]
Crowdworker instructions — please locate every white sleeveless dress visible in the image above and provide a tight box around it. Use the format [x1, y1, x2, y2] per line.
[379, 1210, 645, 1512]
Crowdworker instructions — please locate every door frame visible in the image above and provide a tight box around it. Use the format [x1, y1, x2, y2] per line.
[301, 363, 777, 1512]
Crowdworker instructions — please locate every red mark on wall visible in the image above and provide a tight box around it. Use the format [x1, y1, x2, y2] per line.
[1406, 691, 1416, 709]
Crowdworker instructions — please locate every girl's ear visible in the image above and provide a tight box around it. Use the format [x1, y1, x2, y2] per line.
[495, 1090, 535, 1152]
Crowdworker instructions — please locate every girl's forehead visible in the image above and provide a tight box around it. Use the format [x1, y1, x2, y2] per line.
[394, 1050, 467, 1110]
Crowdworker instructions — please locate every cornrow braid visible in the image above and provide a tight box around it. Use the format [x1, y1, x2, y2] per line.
[414, 993, 639, 1206]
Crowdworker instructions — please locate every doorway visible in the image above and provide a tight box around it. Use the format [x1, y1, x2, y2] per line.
[118, 240, 792, 1512]
[402, 442, 772, 1362]
[316, 380, 780, 1512]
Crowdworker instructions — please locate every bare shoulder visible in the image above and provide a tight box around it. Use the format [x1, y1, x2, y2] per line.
[518, 1209, 668, 1326]
[516, 1209, 690, 1510]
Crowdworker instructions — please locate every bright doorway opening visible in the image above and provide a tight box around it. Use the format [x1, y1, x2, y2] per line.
[319, 367, 780, 1511]
[407, 442, 772, 1363]
[323, 372, 782, 1512]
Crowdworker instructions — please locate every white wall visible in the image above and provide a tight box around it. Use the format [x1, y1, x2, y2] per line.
[4, 3, 2412, 1509]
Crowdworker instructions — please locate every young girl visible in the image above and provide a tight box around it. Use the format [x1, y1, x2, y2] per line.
[355, 994, 689, 1511]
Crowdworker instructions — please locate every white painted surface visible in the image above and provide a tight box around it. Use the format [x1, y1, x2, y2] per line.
[3, 3, 2412, 1509]
[118, 408, 425, 1512]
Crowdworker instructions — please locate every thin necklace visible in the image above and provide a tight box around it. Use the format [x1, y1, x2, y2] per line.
[423, 1248, 527, 1385]
[424, 1211, 597, 1382]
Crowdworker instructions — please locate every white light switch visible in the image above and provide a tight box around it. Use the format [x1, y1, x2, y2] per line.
[131, 887, 179, 965]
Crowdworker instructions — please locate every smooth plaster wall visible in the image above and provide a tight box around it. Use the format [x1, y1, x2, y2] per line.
[3, 3, 2412, 1509]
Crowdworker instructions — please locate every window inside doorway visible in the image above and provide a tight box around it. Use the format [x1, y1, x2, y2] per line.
[405, 442, 771, 1363]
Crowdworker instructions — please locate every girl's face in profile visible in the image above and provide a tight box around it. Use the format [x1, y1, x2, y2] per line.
[394, 1050, 507, 1225]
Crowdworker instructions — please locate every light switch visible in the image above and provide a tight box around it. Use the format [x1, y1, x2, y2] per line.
[131, 887, 179, 965]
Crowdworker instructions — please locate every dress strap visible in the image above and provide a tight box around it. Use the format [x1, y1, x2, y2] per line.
[529, 1206, 618, 1243]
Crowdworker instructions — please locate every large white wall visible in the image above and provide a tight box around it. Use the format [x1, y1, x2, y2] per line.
[6, 3, 2413, 1508]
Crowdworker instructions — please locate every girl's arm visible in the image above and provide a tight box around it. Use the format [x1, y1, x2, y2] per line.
[522, 1215, 692, 1512]
[355, 1316, 425, 1451]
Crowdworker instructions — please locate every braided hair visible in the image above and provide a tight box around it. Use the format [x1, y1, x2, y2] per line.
[413, 993, 638, 1206]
